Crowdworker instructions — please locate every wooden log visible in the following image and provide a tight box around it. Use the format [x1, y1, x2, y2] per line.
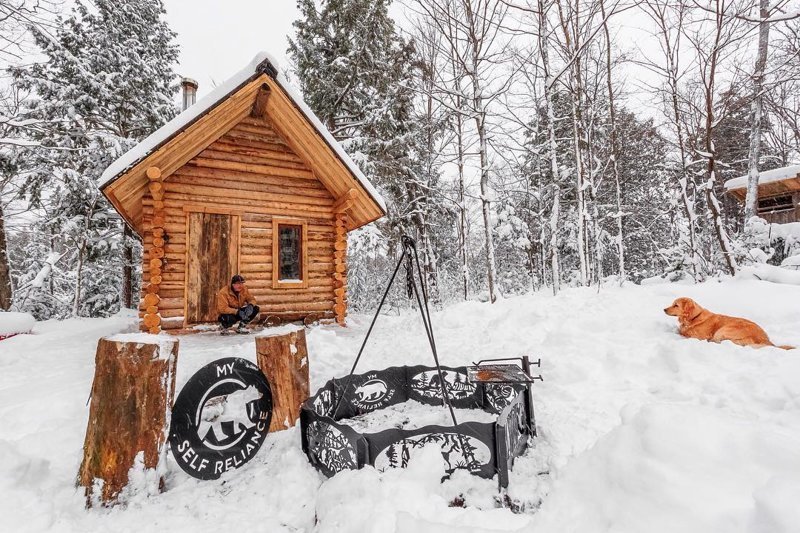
[149, 258, 163, 270]
[146, 283, 160, 294]
[146, 166, 162, 181]
[156, 307, 185, 319]
[251, 84, 271, 118]
[148, 182, 163, 196]
[143, 293, 160, 307]
[143, 313, 161, 328]
[255, 328, 310, 432]
[160, 316, 185, 330]
[187, 156, 315, 180]
[77, 336, 178, 507]
[152, 228, 165, 238]
[153, 237, 165, 248]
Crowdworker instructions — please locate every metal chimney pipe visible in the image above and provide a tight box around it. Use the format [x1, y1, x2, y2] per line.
[181, 78, 198, 111]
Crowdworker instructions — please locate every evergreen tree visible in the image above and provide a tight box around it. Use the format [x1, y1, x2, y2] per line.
[11, 0, 178, 317]
[289, 0, 445, 307]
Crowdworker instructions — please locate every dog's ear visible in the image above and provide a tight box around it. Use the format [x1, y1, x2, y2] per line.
[680, 298, 699, 320]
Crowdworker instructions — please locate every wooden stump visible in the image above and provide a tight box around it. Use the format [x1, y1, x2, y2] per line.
[77, 336, 179, 507]
[255, 328, 310, 432]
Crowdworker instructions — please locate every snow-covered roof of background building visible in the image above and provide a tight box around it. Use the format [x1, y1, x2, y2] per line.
[723, 164, 800, 191]
[99, 52, 386, 213]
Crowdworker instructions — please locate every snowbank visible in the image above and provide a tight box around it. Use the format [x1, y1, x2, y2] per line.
[0, 311, 35, 337]
[1, 280, 799, 531]
[781, 255, 800, 268]
[737, 263, 800, 285]
[531, 403, 800, 532]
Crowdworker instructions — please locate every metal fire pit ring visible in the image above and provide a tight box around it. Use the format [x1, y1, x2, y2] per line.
[300, 363, 537, 487]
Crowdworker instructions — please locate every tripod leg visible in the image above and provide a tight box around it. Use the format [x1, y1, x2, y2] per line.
[331, 248, 407, 419]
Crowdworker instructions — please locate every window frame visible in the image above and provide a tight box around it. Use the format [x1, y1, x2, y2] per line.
[757, 194, 794, 214]
[272, 217, 309, 289]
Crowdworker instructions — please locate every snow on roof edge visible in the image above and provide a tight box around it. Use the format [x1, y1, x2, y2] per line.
[723, 164, 800, 191]
[99, 52, 386, 214]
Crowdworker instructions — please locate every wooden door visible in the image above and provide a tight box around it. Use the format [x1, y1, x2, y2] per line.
[186, 212, 239, 323]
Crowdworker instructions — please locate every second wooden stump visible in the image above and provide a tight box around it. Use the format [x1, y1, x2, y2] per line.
[255, 328, 310, 432]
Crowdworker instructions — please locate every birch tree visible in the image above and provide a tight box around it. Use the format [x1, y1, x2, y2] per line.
[744, 0, 772, 222]
[599, 0, 625, 284]
[413, 0, 511, 302]
[640, 0, 703, 280]
[683, 0, 748, 275]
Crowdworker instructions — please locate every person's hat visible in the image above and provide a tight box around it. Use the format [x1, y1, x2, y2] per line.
[231, 274, 245, 284]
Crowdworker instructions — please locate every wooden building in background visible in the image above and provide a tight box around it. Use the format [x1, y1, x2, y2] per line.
[100, 53, 386, 333]
[724, 165, 800, 224]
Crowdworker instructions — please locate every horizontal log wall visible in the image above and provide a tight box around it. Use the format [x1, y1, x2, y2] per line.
[139, 115, 339, 329]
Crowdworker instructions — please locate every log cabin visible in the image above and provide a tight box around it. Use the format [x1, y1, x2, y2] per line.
[99, 53, 386, 333]
[724, 164, 800, 224]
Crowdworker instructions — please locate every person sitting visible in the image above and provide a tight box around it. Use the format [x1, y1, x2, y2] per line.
[216, 274, 260, 335]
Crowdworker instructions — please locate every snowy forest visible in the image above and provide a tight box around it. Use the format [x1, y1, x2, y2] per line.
[2, 0, 800, 319]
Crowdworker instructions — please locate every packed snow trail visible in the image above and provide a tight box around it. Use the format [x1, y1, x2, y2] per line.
[1, 279, 799, 532]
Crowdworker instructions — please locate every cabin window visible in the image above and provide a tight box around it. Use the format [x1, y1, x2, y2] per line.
[758, 194, 794, 214]
[272, 218, 308, 289]
[279, 225, 302, 280]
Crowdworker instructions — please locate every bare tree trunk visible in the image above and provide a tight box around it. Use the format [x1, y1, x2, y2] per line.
[442, 0, 470, 301]
[122, 224, 133, 309]
[73, 196, 98, 317]
[702, 1, 737, 276]
[538, 0, 561, 295]
[0, 203, 11, 310]
[462, 0, 498, 303]
[644, 0, 701, 281]
[457, 128, 469, 300]
[73, 236, 87, 317]
[557, 0, 589, 286]
[600, 0, 625, 284]
[745, 0, 771, 222]
[475, 102, 498, 302]
[549, 185, 561, 293]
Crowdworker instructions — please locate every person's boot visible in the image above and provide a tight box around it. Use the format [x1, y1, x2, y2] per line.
[219, 325, 232, 336]
[236, 322, 251, 334]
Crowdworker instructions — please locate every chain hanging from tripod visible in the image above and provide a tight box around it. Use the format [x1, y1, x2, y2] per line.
[405, 251, 414, 299]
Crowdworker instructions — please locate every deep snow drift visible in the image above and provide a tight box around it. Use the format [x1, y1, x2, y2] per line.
[1, 279, 799, 532]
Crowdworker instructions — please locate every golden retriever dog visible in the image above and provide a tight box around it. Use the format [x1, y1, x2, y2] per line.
[664, 297, 794, 350]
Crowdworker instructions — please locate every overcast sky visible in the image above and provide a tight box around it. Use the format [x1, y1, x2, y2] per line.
[162, 1, 300, 98]
[159, 0, 662, 116]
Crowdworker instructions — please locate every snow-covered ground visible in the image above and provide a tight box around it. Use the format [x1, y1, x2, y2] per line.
[2, 279, 800, 532]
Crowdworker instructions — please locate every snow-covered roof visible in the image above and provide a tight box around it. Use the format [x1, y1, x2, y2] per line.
[723, 164, 800, 191]
[99, 52, 386, 213]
